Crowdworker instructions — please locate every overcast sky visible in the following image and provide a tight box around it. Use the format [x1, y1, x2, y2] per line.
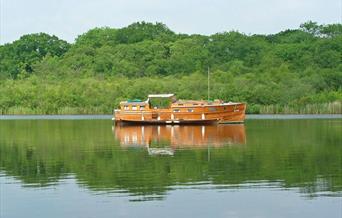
[1, 0, 341, 44]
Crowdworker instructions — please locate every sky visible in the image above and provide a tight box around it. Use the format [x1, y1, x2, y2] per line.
[0, 0, 341, 44]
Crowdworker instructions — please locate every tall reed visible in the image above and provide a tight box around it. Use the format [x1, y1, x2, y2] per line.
[1, 102, 341, 115]
[257, 101, 341, 114]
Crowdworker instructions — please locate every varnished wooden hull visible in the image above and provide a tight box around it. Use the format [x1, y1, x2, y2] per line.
[114, 103, 246, 125]
[117, 119, 219, 125]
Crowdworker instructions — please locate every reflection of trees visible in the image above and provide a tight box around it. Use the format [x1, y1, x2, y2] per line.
[0, 119, 341, 197]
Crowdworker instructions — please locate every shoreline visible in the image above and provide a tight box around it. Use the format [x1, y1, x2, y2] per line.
[0, 114, 341, 120]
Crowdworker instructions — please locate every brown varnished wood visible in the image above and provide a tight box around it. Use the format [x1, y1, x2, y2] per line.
[114, 97, 246, 124]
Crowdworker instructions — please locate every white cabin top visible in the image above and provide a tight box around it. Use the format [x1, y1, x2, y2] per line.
[148, 94, 175, 98]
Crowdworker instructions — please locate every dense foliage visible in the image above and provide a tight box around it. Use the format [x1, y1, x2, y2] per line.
[0, 21, 341, 114]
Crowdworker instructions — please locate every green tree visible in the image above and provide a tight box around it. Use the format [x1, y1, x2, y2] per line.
[0, 33, 70, 78]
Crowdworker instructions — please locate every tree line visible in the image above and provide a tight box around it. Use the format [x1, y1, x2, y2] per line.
[0, 21, 341, 114]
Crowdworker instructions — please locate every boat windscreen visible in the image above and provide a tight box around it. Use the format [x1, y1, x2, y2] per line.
[149, 97, 171, 109]
[127, 99, 142, 102]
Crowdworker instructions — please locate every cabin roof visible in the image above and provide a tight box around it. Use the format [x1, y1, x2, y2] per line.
[120, 101, 147, 105]
[175, 100, 207, 104]
[148, 94, 174, 98]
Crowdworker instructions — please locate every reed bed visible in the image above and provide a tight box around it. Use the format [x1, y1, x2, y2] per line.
[257, 101, 341, 114]
[1, 101, 341, 115]
[0, 106, 110, 115]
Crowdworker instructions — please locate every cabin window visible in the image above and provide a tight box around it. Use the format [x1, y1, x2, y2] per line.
[132, 105, 137, 110]
[140, 106, 145, 110]
[193, 103, 198, 106]
[187, 108, 194, 112]
[208, 107, 216, 112]
[173, 109, 180, 112]
[124, 105, 129, 110]
[178, 104, 183, 106]
[223, 107, 227, 110]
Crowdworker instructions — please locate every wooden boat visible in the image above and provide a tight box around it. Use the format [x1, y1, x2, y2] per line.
[113, 94, 246, 125]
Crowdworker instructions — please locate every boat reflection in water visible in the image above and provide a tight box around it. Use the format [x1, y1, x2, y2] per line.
[113, 124, 246, 155]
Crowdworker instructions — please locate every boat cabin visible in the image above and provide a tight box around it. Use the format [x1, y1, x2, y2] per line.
[119, 94, 176, 111]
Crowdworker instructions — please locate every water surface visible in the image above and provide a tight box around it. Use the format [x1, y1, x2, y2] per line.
[0, 117, 341, 218]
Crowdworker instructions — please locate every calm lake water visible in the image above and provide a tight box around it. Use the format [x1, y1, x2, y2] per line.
[0, 116, 341, 218]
